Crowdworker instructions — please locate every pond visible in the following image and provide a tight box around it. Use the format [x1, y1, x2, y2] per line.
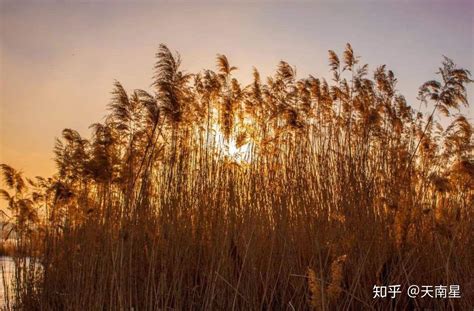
[0, 256, 15, 307]
[0, 257, 43, 308]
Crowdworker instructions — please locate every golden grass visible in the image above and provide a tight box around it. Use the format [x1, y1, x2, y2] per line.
[0, 44, 473, 310]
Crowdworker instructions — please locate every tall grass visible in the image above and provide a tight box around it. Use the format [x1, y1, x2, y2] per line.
[1, 44, 473, 310]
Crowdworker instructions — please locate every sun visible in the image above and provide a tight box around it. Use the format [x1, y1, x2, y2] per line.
[211, 123, 252, 163]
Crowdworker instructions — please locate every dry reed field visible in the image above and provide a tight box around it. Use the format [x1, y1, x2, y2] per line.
[1, 44, 473, 310]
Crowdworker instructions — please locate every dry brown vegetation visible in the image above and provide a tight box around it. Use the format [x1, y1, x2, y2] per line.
[1, 43, 473, 310]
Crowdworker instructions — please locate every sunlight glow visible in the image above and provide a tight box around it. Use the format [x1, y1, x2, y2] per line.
[211, 123, 252, 163]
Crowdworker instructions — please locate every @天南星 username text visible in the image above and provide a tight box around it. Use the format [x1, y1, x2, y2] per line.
[373, 284, 461, 299]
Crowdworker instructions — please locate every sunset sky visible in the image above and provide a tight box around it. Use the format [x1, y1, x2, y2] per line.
[1, 0, 473, 179]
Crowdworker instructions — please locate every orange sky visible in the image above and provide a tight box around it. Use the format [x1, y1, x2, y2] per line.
[0, 1, 473, 182]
